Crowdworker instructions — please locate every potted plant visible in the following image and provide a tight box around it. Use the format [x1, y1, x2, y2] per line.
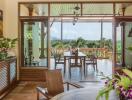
[96, 69, 132, 100]
[0, 37, 17, 60]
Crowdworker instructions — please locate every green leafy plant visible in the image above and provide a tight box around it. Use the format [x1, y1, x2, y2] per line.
[96, 72, 114, 100]
[118, 76, 132, 89]
[127, 46, 132, 51]
[123, 69, 132, 79]
[0, 37, 17, 59]
[96, 85, 113, 100]
[96, 69, 132, 100]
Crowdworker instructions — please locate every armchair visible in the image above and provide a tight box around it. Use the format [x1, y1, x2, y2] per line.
[36, 69, 83, 100]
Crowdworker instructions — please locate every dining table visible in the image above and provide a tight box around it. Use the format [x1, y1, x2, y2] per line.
[63, 51, 86, 74]
[50, 87, 119, 100]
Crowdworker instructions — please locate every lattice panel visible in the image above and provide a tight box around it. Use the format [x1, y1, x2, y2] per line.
[50, 3, 81, 16]
[10, 62, 16, 83]
[83, 3, 113, 16]
[115, 3, 132, 16]
[20, 4, 48, 16]
[0, 64, 8, 92]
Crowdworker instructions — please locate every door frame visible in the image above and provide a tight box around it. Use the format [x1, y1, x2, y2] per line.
[113, 17, 132, 69]
[19, 17, 50, 69]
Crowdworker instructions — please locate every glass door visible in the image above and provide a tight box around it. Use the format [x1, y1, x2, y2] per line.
[115, 24, 122, 66]
[125, 22, 132, 67]
[115, 17, 132, 67]
[21, 19, 49, 67]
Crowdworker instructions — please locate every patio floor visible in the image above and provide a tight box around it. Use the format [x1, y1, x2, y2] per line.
[50, 58, 112, 82]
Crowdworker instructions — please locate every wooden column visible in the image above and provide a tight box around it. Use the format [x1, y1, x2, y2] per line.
[27, 5, 33, 65]
[121, 7, 126, 67]
[122, 7, 126, 16]
[28, 4, 33, 16]
[100, 20, 103, 47]
[61, 18, 63, 40]
[28, 38, 33, 65]
[39, 22, 47, 58]
[113, 18, 117, 73]
[121, 22, 126, 67]
[48, 3, 50, 69]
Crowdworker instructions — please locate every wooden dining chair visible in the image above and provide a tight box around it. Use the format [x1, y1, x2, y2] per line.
[54, 53, 64, 69]
[85, 55, 98, 72]
[52, 49, 64, 70]
[68, 53, 83, 78]
[36, 69, 83, 100]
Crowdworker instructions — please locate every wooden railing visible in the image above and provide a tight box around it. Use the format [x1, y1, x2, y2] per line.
[79, 48, 110, 59]
[51, 48, 112, 59]
[0, 57, 17, 99]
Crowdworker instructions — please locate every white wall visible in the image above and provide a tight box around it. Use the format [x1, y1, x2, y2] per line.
[0, 0, 5, 10]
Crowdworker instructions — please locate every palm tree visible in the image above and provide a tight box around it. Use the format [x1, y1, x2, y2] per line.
[105, 39, 113, 50]
[87, 42, 96, 48]
[70, 37, 87, 48]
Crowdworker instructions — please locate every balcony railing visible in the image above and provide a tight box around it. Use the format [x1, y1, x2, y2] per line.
[51, 48, 112, 59]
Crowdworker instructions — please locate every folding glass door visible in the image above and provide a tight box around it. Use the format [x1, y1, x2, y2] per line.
[115, 18, 132, 67]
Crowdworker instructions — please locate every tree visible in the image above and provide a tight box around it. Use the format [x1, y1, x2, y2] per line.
[105, 39, 113, 50]
[70, 37, 87, 48]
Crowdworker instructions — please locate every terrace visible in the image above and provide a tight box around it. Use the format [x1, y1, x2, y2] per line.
[0, 1, 132, 100]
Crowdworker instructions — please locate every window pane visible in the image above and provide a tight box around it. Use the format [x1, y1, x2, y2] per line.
[103, 22, 112, 39]
[50, 22, 61, 40]
[125, 22, 132, 66]
[23, 21, 48, 67]
[63, 22, 101, 40]
[116, 25, 122, 65]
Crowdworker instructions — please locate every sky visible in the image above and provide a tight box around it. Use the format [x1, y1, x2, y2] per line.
[50, 22, 112, 40]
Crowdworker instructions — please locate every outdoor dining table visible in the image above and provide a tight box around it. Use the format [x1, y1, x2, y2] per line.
[50, 87, 119, 100]
[63, 51, 86, 74]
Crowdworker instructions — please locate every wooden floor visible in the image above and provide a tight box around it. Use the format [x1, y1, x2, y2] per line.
[3, 82, 105, 100]
[3, 82, 46, 100]
[3, 59, 112, 100]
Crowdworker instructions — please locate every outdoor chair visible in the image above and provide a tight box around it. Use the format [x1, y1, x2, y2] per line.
[85, 55, 98, 72]
[36, 69, 83, 100]
[68, 52, 83, 78]
[54, 53, 64, 69]
[52, 48, 64, 70]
